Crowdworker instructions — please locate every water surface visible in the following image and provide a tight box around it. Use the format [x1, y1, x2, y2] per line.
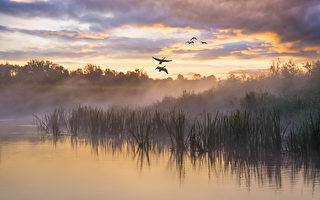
[0, 129, 319, 200]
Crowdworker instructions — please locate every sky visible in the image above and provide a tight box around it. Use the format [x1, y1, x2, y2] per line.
[0, 0, 319, 78]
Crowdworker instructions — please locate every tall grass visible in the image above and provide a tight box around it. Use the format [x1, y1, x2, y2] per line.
[284, 112, 320, 153]
[34, 107, 66, 136]
[35, 105, 320, 154]
[188, 109, 285, 153]
[128, 110, 152, 150]
[163, 110, 188, 150]
[189, 113, 222, 153]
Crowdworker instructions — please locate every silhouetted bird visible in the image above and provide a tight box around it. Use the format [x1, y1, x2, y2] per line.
[152, 56, 172, 65]
[155, 66, 168, 74]
[201, 41, 207, 44]
[186, 41, 194, 45]
[190, 37, 198, 41]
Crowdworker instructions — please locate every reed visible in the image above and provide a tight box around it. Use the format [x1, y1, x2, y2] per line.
[163, 110, 188, 150]
[35, 105, 320, 153]
[284, 112, 320, 153]
[128, 110, 152, 150]
[34, 107, 66, 136]
[189, 112, 220, 153]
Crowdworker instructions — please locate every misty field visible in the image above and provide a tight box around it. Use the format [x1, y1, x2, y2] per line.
[0, 60, 216, 117]
[18, 59, 320, 154]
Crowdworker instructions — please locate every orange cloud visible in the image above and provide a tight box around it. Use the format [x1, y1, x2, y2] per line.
[303, 46, 320, 54]
[216, 29, 299, 54]
[141, 23, 201, 34]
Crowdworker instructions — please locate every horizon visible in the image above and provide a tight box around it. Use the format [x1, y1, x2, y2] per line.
[2, 58, 276, 80]
[0, 0, 319, 78]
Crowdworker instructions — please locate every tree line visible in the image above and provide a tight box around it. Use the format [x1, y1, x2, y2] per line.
[0, 59, 216, 85]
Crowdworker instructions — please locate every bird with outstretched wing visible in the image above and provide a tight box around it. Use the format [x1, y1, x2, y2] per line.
[152, 56, 172, 65]
[155, 66, 168, 74]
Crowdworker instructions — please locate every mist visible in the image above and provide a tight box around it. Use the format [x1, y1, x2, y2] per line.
[0, 60, 217, 123]
[1, 59, 320, 123]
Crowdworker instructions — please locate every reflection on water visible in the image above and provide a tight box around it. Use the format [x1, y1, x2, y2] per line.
[46, 135, 320, 189]
[0, 134, 320, 200]
[0, 143, 2, 165]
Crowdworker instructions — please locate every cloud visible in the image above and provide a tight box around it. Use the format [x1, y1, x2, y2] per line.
[0, 29, 176, 60]
[0, 25, 11, 32]
[171, 40, 320, 60]
[0, 25, 109, 40]
[0, 0, 69, 18]
[1, 0, 319, 47]
[172, 41, 270, 59]
[0, 0, 319, 65]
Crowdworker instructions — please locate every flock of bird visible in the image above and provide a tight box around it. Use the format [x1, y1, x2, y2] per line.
[153, 37, 208, 74]
[186, 37, 207, 45]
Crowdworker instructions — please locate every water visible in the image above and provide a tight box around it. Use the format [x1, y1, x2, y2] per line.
[0, 128, 320, 200]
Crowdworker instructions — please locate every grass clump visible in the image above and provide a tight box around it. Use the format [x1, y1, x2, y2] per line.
[34, 107, 66, 136]
[163, 110, 188, 150]
[284, 112, 320, 153]
[35, 105, 320, 154]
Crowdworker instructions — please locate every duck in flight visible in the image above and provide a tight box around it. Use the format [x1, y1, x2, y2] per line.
[190, 37, 198, 41]
[201, 41, 207, 44]
[152, 56, 172, 65]
[155, 66, 168, 74]
[186, 41, 194, 45]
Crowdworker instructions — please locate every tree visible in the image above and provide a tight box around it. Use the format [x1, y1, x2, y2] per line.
[15, 59, 69, 84]
[192, 73, 202, 80]
[177, 74, 185, 81]
[0, 63, 18, 84]
[83, 64, 103, 81]
[104, 68, 116, 81]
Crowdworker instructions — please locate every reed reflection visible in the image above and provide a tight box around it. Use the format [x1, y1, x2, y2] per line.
[43, 134, 320, 190]
[0, 143, 2, 165]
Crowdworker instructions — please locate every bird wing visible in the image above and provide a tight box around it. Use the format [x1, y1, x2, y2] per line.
[152, 57, 161, 62]
[164, 68, 168, 74]
[162, 59, 172, 62]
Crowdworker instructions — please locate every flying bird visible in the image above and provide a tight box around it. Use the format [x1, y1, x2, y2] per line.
[152, 56, 172, 65]
[155, 66, 168, 74]
[186, 41, 194, 45]
[190, 37, 198, 41]
[201, 41, 207, 44]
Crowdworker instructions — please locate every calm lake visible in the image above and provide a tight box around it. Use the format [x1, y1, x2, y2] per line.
[0, 124, 319, 200]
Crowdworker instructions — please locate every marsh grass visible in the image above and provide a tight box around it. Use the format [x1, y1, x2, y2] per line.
[187, 109, 287, 154]
[34, 107, 66, 136]
[128, 110, 152, 150]
[163, 110, 188, 150]
[284, 112, 320, 153]
[35, 105, 320, 154]
[189, 113, 221, 153]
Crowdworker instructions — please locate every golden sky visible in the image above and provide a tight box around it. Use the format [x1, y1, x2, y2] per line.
[0, 0, 319, 78]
